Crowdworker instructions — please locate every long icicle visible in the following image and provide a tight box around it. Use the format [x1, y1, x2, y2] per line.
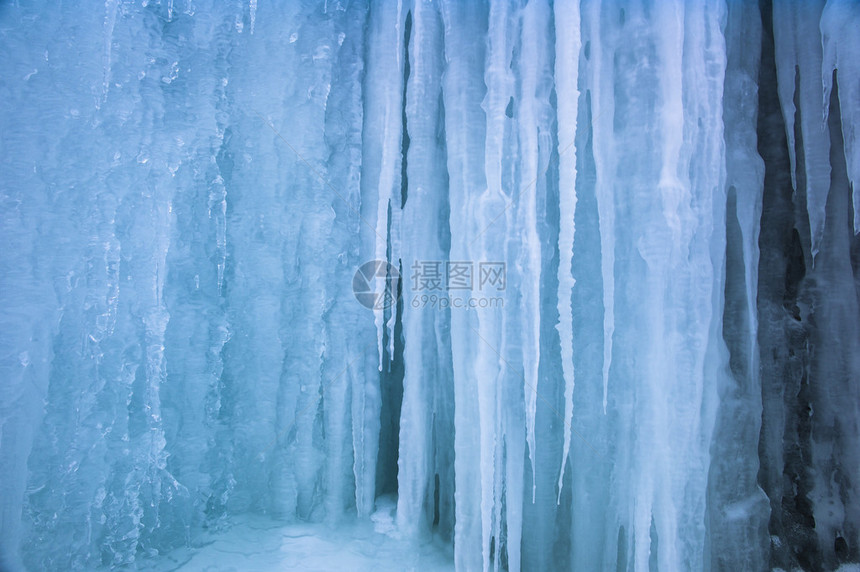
[553, 0, 581, 504]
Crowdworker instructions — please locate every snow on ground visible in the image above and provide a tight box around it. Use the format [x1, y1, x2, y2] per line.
[132, 501, 453, 572]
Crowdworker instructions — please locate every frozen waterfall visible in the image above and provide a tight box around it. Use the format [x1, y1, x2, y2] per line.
[1, 0, 859, 570]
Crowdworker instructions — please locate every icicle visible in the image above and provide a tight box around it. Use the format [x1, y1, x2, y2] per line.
[587, 1, 615, 414]
[553, 0, 580, 504]
[249, 0, 257, 35]
[363, 0, 407, 371]
[481, 1, 514, 568]
[821, 0, 860, 234]
[771, 6, 798, 192]
[517, 0, 553, 508]
[520, 9, 536, 506]
[772, 1, 831, 258]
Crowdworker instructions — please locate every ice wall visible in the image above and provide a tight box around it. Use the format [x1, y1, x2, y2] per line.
[0, 1, 859, 571]
[1, 2, 373, 569]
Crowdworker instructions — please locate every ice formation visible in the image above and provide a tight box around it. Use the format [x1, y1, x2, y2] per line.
[1, 0, 859, 570]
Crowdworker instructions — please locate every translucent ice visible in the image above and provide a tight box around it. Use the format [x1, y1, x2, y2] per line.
[1, 1, 859, 571]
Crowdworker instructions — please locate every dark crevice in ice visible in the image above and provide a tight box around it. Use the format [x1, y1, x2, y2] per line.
[756, 0, 813, 568]
[616, 525, 628, 572]
[399, 10, 412, 209]
[375, 242, 404, 498]
[432, 473, 440, 527]
[648, 515, 658, 572]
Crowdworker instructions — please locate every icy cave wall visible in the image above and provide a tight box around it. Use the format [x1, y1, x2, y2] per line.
[0, 0, 859, 571]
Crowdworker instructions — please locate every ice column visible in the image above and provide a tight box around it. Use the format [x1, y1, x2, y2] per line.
[439, 1, 490, 569]
[397, 0, 455, 538]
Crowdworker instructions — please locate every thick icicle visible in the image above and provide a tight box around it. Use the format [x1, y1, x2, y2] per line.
[517, 4, 558, 568]
[396, 0, 448, 536]
[439, 1, 489, 570]
[517, 0, 549, 506]
[553, 0, 581, 503]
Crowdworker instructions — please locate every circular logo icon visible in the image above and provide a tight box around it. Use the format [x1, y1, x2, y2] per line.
[352, 260, 400, 310]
